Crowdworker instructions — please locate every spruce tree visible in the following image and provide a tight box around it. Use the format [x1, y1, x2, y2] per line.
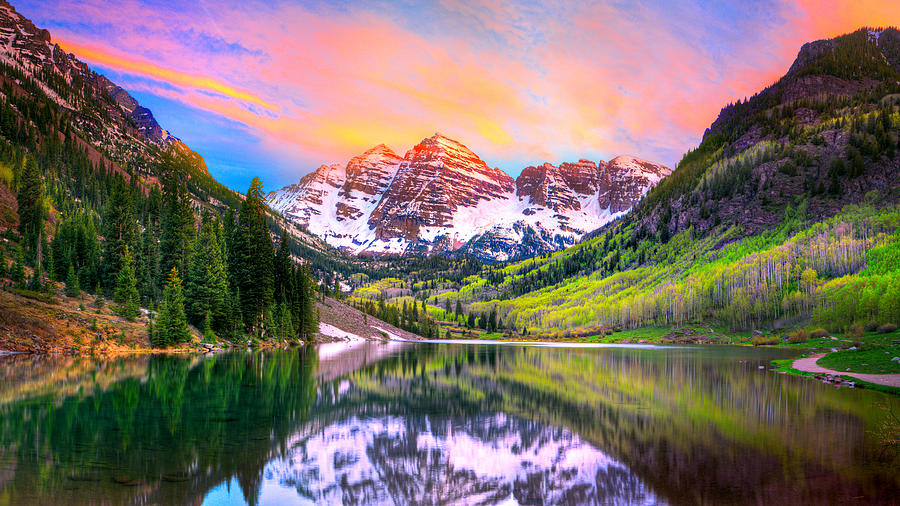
[159, 160, 193, 285]
[233, 177, 274, 335]
[138, 223, 160, 304]
[11, 247, 25, 285]
[100, 177, 138, 291]
[296, 265, 318, 340]
[29, 262, 42, 291]
[16, 157, 42, 263]
[202, 311, 215, 343]
[114, 247, 140, 321]
[207, 222, 230, 332]
[156, 267, 190, 346]
[65, 264, 80, 298]
[279, 302, 294, 340]
[184, 232, 209, 325]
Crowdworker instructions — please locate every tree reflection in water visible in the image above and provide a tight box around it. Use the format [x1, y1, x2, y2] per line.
[0, 343, 897, 505]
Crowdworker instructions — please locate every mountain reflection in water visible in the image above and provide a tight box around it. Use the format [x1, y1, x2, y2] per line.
[0, 343, 897, 505]
[240, 414, 655, 505]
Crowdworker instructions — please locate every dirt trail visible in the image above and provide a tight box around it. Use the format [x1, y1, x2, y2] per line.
[792, 353, 900, 388]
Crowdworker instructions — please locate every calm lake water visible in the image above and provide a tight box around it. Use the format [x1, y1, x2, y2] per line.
[0, 343, 897, 505]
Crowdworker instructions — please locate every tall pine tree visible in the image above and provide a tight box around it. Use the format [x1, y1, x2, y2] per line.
[159, 156, 194, 284]
[100, 176, 138, 292]
[16, 157, 43, 264]
[155, 267, 190, 347]
[233, 177, 274, 336]
[114, 246, 140, 321]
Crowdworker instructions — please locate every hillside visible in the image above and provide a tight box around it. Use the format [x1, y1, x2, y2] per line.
[267, 133, 669, 261]
[0, 0, 403, 350]
[347, 27, 900, 339]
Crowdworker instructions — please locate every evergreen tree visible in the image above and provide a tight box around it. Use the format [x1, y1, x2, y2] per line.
[159, 158, 194, 284]
[202, 311, 216, 343]
[10, 247, 25, 285]
[233, 177, 274, 335]
[156, 267, 190, 347]
[16, 157, 43, 263]
[44, 240, 54, 282]
[114, 246, 140, 321]
[29, 262, 42, 291]
[294, 264, 318, 340]
[100, 176, 138, 291]
[65, 264, 80, 297]
[138, 223, 160, 303]
[184, 231, 209, 325]
[207, 221, 230, 332]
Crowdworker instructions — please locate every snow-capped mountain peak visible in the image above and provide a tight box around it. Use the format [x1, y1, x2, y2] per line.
[266, 134, 670, 260]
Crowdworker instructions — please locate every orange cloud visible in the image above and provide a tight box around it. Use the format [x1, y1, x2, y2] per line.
[38, 0, 900, 183]
[790, 0, 900, 38]
[55, 38, 277, 112]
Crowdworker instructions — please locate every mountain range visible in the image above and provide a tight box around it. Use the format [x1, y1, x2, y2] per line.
[266, 134, 669, 261]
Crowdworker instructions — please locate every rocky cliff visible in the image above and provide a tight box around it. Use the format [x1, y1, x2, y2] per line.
[267, 133, 669, 261]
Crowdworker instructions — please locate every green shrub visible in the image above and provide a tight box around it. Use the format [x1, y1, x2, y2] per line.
[752, 335, 781, 346]
[876, 323, 898, 334]
[787, 331, 809, 344]
[848, 323, 865, 338]
[10, 288, 57, 304]
[809, 328, 828, 339]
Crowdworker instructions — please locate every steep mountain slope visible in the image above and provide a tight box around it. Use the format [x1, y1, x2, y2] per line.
[267, 133, 670, 261]
[0, 0, 240, 208]
[633, 27, 900, 242]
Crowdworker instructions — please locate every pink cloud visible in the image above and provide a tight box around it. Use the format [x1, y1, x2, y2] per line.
[32, 0, 900, 178]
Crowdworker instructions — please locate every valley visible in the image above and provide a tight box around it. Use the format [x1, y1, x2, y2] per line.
[0, 0, 899, 504]
[0, 0, 898, 384]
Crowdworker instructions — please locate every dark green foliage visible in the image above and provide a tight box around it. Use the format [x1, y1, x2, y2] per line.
[794, 29, 900, 82]
[155, 267, 190, 347]
[232, 178, 274, 336]
[114, 246, 140, 321]
[16, 157, 42, 262]
[10, 247, 25, 285]
[185, 215, 230, 332]
[51, 213, 101, 293]
[352, 294, 437, 338]
[138, 222, 160, 304]
[159, 158, 194, 283]
[100, 176, 139, 292]
[64, 264, 79, 298]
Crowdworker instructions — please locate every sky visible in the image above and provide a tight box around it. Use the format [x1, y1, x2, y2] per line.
[14, 0, 900, 192]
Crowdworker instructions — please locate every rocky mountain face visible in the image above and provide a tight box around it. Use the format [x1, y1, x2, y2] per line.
[267, 133, 669, 261]
[0, 0, 211, 182]
[629, 27, 900, 244]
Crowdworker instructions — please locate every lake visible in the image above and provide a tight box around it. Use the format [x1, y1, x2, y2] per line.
[0, 343, 897, 505]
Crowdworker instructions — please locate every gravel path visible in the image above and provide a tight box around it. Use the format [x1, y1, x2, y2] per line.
[792, 353, 900, 388]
